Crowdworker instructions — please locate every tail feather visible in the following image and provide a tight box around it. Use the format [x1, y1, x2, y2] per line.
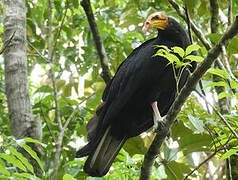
[84, 127, 127, 177]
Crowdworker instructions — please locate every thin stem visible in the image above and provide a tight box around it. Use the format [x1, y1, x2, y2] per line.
[51, 0, 69, 62]
[40, 102, 56, 143]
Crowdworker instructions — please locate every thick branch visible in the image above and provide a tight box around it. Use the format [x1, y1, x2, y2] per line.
[168, 0, 211, 50]
[81, 0, 112, 85]
[210, 0, 219, 33]
[210, 0, 230, 113]
[140, 16, 238, 180]
[228, 0, 232, 26]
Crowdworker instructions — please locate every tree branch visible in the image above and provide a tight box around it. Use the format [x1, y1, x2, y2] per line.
[81, 0, 112, 85]
[168, 0, 211, 50]
[139, 15, 238, 180]
[228, 0, 232, 26]
[210, 0, 219, 34]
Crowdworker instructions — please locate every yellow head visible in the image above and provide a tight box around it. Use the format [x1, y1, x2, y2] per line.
[142, 12, 169, 33]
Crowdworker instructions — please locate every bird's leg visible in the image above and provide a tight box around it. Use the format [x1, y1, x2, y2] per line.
[151, 101, 166, 133]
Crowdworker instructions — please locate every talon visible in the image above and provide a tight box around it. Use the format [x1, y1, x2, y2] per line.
[151, 101, 166, 133]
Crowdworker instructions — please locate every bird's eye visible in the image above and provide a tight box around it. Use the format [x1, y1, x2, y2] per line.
[151, 16, 160, 20]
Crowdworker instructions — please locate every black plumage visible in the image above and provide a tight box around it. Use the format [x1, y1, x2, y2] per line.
[76, 12, 196, 177]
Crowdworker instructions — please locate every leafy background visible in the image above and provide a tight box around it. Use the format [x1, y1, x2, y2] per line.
[0, 0, 238, 179]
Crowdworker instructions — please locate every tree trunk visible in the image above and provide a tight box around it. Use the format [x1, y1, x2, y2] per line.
[3, 0, 42, 177]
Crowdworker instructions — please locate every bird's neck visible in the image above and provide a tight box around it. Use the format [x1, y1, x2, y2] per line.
[157, 29, 191, 49]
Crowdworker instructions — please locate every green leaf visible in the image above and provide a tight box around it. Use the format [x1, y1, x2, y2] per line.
[123, 136, 147, 156]
[187, 114, 204, 133]
[164, 145, 178, 161]
[235, 92, 238, 99]
[185, 55, 204, 62]
[56, 79, 66, 91]
[0, 153, 26, 172]
[207, 33, 222, 44]
[63, 83, 72, 97]
[154, 45, 171, 52]
[218, 92, 232, 99]
[167, 53, 180, 63]
[172, 121, 212, 155]
[227, 37, 238, 54]
[13, 172, 41, 180]
[172, 46, 185, 57]
[8, 147, 34, 174]
[72, 0, 79, 8]
[20, 144, 44, 172]
[164, 161, 192, 180]
[0, 159, 10, 176]
[185, 44, 200, 55]
[24, 137, 41, 145]
[220, 149, 237, 162]
[63, 174, 76, 180]
[207, 68, 230, 79]
[230, 80, 238, 89]
[204, 81, 229, 89]
[36, 85, 53, 93]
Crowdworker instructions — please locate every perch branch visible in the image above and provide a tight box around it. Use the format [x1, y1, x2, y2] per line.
[81, 0, 112, 85]
[139, 15, 238, 180]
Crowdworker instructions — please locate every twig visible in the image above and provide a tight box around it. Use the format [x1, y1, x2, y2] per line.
[185, 151, 217, 179]
[228, 0, 232, 26]
[63, 88, 102, 131]
[40, 101, 56, 142]
[51, 0, 69, 62]
[184, 5, 193, 44]
[0, 30, 16, 54]
[139, 15, 238, 180]
[184, 135, 233, 179]
[48, 0, 53, 61]
[81, 0, 112, 85]
[195, 90, 238, 138]
[27, 40, 50, 62]
[50, 72, 62, 130]
[222, 46, 238, 84]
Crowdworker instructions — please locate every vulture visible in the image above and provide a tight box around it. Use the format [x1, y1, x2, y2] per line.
[76, 12, 196, 177]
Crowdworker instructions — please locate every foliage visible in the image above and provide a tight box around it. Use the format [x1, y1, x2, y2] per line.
[0, 136, 43, 179]
[154, 44, 203, 93]
[0, 0, 238, 179]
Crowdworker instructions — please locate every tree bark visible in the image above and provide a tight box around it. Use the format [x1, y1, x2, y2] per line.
[3, 0, 42, 177]
[81, 0, 112, 85]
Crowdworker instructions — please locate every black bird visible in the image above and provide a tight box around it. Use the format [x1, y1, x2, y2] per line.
[76, 12, 196, 177]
